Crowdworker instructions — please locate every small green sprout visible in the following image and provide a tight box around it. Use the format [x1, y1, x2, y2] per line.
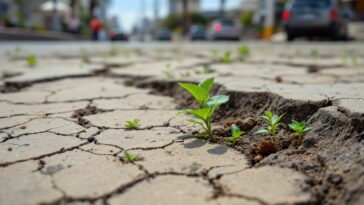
[288, 120, 312, 145]
[179, 71, 191, 78]
[255, 111, 284, 147]
[27, 55, 37, 68]
[202, 65, 216, 74]
[210, 49, 219, 61]
[81, 51, 90, 63]
[163, 66, 175, 78]
[310, 49, 318, 60]
[230, 124, 245, 145]
[238, 45, 250, 61]
[109, 47, 118, 57]
[171, 47, 180, 54]
[123, 151, 140, 162]
[178, 77, 229, 138]
[220, 51, 232, 64]
[124, 119, 140, 129]
[351, 54, 358, 67]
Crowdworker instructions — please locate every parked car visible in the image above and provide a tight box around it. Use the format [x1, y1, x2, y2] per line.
[190, 25, 207, 41]
[110, 31, 128, 41]
[154, 29, 172, 41]
[207, 19, 241, 41]
[282, 0, 352, 41]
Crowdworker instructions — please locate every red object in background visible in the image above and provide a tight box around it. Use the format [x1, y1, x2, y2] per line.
[214, 24, 222, 32]
[282, 10, 291, 21]
[90, 19, 102, 32]
[330, 9, 338, 21]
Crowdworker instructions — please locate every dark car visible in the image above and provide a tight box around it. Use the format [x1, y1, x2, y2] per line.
[154, 29, 172, 41]
[190, 25, 206, 41]
[282, 0, 352, 41]
[110, 31, 129, 41]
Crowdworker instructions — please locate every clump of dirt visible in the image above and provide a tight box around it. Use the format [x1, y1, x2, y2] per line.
[71, 105, 106, 118]
[71, 105, 106, 128]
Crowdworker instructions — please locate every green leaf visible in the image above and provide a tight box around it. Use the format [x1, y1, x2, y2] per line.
[182, 108, 212, 121]
[178, 83, 209, 106]
[206, 95, 229, 108]
[231, 124, 243, 138]
[271, 114, 283, 125]
[264, 111, 273, 119]
[198, 77, 215, 92]
[187, 118, 205, 127]
[255, 128, 270, 134]
[303, 127, 312, 132]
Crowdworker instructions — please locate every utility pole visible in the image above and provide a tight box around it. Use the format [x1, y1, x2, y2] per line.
[154, 0, 159, 22]
[264, 0, 275, 40]
[220, 0, 226, 18]
[52, 0, 60, 31]
[182, 0, 189, 36]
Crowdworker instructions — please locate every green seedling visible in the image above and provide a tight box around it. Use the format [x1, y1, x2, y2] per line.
[310, 49, 319, 60]
[255, 111, 284, 147]
[238, 45, 250, 61]
[171, 47, 180, 54]
[351, 54, 358, 67]
[178, 77, 229, 138]
[220, 51, 232, 64]
[210, 49, 219, 61]
[27, 55, 37, 68]
[123, 151, 140, 162]
[81, 51, 90, 63]
[202, 65, 216, 74]
[124, 119, 140, 129]
[179, 71, 191, 78]
[288, 120, 312, 145]
[109, 47, 118, 57]
[229, 124, 245, 145]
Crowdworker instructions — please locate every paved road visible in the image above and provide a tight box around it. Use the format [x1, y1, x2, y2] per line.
[0, 42, 363, 205]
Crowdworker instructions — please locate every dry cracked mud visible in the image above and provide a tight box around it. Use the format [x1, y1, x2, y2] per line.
[0, 43, 363, 205]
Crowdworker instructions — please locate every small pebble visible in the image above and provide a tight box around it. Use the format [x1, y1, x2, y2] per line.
[87, 136, 95, 143]
[7, 147, 12, 151]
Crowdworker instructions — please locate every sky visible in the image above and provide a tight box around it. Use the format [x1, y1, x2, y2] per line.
[108, 0, 241, 32]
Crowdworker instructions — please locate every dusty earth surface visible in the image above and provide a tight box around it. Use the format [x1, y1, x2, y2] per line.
[0, 42, 363, 205]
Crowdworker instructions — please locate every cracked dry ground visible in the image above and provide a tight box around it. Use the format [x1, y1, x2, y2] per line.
[0, 43, 363, 205]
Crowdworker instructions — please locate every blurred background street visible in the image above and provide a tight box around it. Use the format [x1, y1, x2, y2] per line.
[1, 0, 364, 42]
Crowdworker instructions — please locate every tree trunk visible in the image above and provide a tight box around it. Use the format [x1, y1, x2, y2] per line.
[70, 0, 76, 17]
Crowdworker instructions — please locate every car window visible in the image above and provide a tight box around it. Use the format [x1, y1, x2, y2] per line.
[220, 20, 235, 26]
[293, 0, 331, 9]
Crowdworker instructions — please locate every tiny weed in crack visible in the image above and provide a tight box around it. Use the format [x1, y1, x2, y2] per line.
[123, 151, 140, 162]
[178, 77, 229, 138]
[125, 119, 141, 129]
[202, 65, 216, 74]
[288, 120, 312, 145]
[220, 51, 232, 64]
[237, 45, 250, 61]
[255, 111, 284, 148]
[229, 124, 245, 145]
[27, 55, 37, 68]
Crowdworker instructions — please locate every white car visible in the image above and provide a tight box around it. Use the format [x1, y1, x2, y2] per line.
[207, 19, 241, 41]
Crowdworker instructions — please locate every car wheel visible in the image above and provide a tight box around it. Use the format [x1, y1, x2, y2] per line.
[287, 34, 295, 42]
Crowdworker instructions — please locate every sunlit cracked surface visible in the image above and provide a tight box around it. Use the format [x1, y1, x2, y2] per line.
[1, 42, 364, 205]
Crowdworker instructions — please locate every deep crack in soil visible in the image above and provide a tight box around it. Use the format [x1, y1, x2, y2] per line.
[127, 77, 364, 205]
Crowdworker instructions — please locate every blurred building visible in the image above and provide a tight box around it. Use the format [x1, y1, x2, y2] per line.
[169, 0, 200, 14]
[0, 0, 109, 31]
[347, 0, 364, 20]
